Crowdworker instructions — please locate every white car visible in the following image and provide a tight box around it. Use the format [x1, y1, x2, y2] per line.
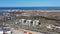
[3, 27, 12, 34]
[0, 27, 3, 34]
[46, 24, 53, 29]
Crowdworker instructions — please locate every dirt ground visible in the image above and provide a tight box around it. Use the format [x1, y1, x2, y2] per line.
[11, 28, 24, 34]
[11, 28, 44, 34]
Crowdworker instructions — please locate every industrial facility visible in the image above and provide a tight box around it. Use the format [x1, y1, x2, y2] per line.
[0, 10, 60, 34]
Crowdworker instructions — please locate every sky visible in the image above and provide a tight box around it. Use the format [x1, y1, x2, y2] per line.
[0, 0, 60, 7]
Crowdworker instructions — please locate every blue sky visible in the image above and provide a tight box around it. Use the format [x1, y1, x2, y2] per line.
[0, 0, 60, 7]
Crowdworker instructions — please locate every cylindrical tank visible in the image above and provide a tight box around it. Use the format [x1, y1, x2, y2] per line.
[19, 19, 26, 24]
[33, 20, 40, 26]
[26, 20, 33, 26]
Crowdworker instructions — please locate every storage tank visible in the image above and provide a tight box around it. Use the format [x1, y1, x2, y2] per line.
[19, 19, 26, 24]
[33, 20, 40, 26]
[26, 20, 33, 26]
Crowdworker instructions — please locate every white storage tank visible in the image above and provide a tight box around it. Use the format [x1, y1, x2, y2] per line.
[33, 20, 40, 26]
[26, 20, 33, 26]
[19, 19, 26, 23]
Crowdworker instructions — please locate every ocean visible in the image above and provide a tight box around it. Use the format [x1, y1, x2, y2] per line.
[0, 7, 60, 15]
[0, 7, 60, 10]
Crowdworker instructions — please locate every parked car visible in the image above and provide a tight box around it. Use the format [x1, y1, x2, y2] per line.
[0, 27, 3, 34]
[46, 24, 54, 29]
[3, 27, 12, 34]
